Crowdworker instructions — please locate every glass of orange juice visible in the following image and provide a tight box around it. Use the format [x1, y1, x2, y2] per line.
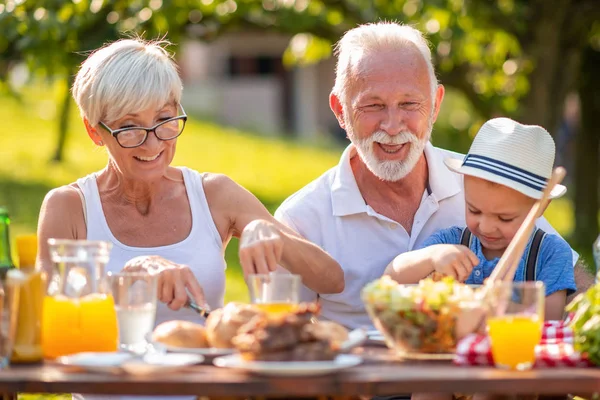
[42, 239, 118, 359]
[487, 281, 544, 371]
[247, 273, 301, 315]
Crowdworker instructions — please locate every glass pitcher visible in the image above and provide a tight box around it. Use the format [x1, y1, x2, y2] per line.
[42, 239, 118, 359]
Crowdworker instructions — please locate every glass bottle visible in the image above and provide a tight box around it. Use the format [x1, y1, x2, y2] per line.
[11, 235, 45, 363]
[0, 208, 15, 277]
[0, 208, 20, 367]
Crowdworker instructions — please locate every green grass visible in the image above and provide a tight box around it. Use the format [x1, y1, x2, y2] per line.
[0, 83, 341, 303]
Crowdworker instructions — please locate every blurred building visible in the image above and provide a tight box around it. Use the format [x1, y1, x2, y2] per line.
[178, 32, 339, 139]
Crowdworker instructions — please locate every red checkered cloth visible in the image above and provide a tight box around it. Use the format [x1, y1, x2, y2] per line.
[454, 320, 593, 368]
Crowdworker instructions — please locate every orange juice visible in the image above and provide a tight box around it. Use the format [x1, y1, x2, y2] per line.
[253, 303, 298, 315]
[488, 315, 542, 370]
[42, 293, 118, 359]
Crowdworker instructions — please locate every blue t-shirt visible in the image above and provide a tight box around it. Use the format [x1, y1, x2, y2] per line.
[418, 226, 576, 296]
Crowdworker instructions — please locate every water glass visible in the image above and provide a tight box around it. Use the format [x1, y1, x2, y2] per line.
[247, 273, 301, 314]
[0, 277, 19, 368]
[109, 272, 158, 353]
[487, 281, 545, 371]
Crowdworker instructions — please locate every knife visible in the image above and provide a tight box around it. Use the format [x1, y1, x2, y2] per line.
[185, 298, 211, 318]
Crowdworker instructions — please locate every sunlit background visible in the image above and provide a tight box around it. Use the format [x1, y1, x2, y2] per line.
[1, 0, 599, 302]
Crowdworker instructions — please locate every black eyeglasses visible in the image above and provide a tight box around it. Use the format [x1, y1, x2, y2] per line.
[99, 104, 188, 148]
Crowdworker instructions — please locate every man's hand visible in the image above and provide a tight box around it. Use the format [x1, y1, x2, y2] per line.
[239, 219, 284, 277]
[428, 244, 479, 282]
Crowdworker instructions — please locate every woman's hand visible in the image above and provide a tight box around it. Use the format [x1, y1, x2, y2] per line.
[123, 255, 207, 311]
[238, 219, 284, 276]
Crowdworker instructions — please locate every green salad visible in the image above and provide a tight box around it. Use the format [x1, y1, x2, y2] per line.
[361, 276, 478, 353]
[566, 280, 600, 366]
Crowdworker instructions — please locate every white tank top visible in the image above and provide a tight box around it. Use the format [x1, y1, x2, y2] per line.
[76, 167, 226, 325]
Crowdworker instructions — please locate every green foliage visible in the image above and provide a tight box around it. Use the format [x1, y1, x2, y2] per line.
[2, 0, 597, 146]
[567, 281, 600, 366]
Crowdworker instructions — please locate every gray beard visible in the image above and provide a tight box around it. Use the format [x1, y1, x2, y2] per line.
[351, 130, 430, 182]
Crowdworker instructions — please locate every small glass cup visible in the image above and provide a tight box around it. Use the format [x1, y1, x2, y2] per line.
[487, 281, 545, 371]
[247, 273, 301, 315]
[109, 271, 158, 353]
[0, 274, 20, 368]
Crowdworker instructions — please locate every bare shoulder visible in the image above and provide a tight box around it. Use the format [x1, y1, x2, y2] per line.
[43, 184, 84, 210]
[202, 173, 250, 202]
[39, 183, 86, 240]
[202, 173, 268, 214]
[202, 172, 237, 189]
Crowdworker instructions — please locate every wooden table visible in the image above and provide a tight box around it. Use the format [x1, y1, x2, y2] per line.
[0, 348, 597, 398]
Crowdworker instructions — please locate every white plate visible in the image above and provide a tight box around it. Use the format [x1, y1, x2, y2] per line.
[213, 354, 363, 376]
[151, 341, 235, 357]
[146, 332, 236, 358]
[121, 353, 205, 376]
[165, 345, 235, 357]
[56, 352, 204, 375]
[56, 352, 134, 374]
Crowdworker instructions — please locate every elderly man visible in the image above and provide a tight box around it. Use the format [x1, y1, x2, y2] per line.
[275, 22, 586, 330]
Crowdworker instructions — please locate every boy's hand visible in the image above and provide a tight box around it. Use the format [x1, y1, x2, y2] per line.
[428, 244, 479, 282]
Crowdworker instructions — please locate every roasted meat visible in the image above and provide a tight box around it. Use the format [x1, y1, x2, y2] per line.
[231, 302, 337, 361]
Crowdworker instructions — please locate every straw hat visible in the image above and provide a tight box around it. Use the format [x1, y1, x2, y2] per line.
[444, 117, 566, 199]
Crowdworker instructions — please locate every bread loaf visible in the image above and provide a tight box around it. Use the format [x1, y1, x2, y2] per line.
[205, 302, 264, 348]
[152, 320, 209, 348]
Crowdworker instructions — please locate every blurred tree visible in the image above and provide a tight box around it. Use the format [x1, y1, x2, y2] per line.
[187, 0, 600, 249]
[0, 0, 203, 161]
[1, 0, 598, 245]
[575, 40, 600, 250]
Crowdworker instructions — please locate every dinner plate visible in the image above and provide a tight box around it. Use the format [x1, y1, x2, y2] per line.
[213, 354, 363, 376]
[56, 352, 204, 375]
[56, 352, 133, 374]
[121, 353, 205, 376]
[152, 342, 236, 357]
[146, 332, 236, 358]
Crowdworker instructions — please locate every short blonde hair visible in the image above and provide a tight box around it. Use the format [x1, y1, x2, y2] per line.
[72, 38, 183, 126]
[332, 22, 437, 106]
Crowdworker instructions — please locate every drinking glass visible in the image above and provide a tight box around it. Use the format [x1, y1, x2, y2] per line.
[247, 273, 301, 314]
[0, 275, 20, 368]
[109, 271, 158, 353]
[487, 281, 545, 371]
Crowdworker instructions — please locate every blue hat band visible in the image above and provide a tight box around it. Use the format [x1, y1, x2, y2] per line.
[462, 154, 548, 192]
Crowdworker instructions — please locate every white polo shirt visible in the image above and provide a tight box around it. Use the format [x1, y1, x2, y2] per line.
[275, 142, 575, 329]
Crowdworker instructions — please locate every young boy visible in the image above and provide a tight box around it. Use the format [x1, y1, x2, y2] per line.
[385, 117, 576, 321]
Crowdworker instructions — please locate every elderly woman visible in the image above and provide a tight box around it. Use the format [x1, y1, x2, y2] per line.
[37, 38, 343, 325]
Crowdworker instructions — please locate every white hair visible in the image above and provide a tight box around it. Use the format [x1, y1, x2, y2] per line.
[72, 38, 183, 126]
[332, 22, 438, 106]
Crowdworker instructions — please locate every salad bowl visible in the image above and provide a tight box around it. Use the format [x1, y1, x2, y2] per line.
[361, 277, 486, 359]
